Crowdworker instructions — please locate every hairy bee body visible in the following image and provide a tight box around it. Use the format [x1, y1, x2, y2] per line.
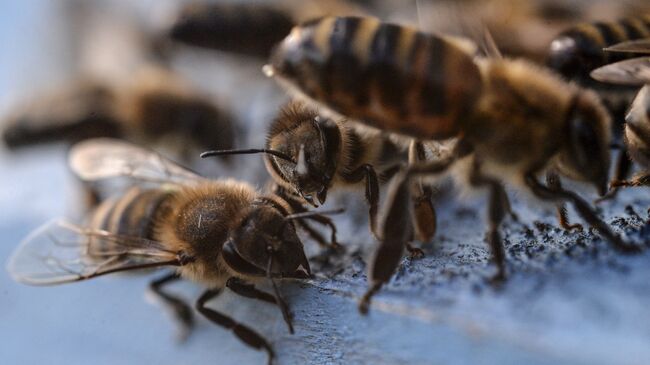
[265, 102, 404, 196]
[268, 17, 626, 313]
[87, 181, 259, 286]
[269, 17, 609, 186]
[548, 15, 650, 85]
[269, 17, 482, 139]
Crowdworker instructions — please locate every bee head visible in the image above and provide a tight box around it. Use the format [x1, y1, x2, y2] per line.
[267, 104, 339, 207]
[556, 90, 611, 196]
[222, 203, 310, 279]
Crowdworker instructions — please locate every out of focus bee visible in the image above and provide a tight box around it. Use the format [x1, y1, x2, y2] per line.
[2, 67, 235, 163]
[264, 16, 641, 313]
[548, 14, 650, 87]
[413, 0, 650, 63]
[548, 15, 650, 195]
[7, 138, 343, 363]
[168, 0, 366, 58]
[202, 101, 437, 252]
[591, 39, 650, 189]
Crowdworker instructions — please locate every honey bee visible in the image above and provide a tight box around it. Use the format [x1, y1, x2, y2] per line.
[7, 138, 343, 363]
[263, 16, 641, 313]
[548, 14, 650, 87]
[2, 67, 235, 163]
[168, 0, 366, 58]
[201, 101, 437, 252]
[547, 15, 650, 198]
[591, 39, 650, 189]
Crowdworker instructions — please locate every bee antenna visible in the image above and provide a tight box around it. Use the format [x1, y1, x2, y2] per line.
[200, 149, 296, 164]
[266, 253, 294, 334]
[284, 208, 345, 220]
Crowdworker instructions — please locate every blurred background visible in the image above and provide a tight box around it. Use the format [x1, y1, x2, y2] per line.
[2, 1, 650, 365]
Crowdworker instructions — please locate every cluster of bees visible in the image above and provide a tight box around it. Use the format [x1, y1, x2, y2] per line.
[5, 0, 650, 363]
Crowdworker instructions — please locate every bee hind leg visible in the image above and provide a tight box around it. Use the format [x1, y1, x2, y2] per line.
[525, 173, 641, 254]
[196, 288, 275, 364]
[149, 272, 194, 342]
[359, 171, 412, 315]
[469, 161, 508, 284]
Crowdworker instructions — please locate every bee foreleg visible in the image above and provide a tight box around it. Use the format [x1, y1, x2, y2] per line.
[525, 173, 641, 254]
[149, 272, 194, 341]
[359, 172, 412, 315]
[196, 288, 275, 363]
[469, 162, 508, 283]
[611, 172, 650, 188]
[226, 277, 294, 333]
[275, 189, 340, 249]
[342, 164, 380, 238]
[546, 170, 583, 231]
[597, 148, 632, 202]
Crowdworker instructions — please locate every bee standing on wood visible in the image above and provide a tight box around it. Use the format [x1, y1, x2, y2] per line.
[7, 138, 343, 364]
[263, 16, 641, 313]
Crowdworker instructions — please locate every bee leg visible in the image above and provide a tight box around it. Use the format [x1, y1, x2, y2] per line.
[226, 277, 294, 333]
[196, 288, 275, 364]
[341, 164, 380, 238]
[300, 214, 341, 250]
[469, 162, 508, 284]
[149, 272, 194, 341]
[525, 173, 641, 254]
[408, 140, 436, 247]
[546, 170, 583, 231]
[359, 172, 412, 315]
[277, 189, 341, 250]
[611, 173, 650, 188]
[597, 148, 632, 202]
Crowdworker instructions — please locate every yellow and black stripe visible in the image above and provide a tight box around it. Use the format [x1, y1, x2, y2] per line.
[87, 188, 172, 256]
[271, 16, 482, 140]
[548, 15, 650, 82]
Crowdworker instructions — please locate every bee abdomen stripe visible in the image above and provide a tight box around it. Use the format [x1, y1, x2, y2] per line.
[325, 17, 363, 104]
[420, 36, 447, 116]
[369, 23, 404, 112]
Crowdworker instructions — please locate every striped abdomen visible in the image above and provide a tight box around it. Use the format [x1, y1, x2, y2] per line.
[548, 15, 650, 83]
[269, 16, 482, 140]
[87, 187, 172, 256]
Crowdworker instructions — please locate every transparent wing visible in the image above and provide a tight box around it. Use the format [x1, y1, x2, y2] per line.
[590, 57, 650, 85]
[604, 39, 650, 54]
[69, 138, 205, 186]
[7, 220, 183, 285]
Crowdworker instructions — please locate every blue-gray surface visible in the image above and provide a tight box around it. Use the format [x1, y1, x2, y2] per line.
[3, 2, 650, 365]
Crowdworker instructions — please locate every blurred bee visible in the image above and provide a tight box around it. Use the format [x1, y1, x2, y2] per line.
[168, 0, 366, 58]
[264, 16, 641, 313]
[591, 39, 650, 189]
[548, 14, 650, 86]
[201, 101, 437, 253]
[548, 15, 650, 196]
[2, 67, 235, 164]
[7, 138, 343, 363]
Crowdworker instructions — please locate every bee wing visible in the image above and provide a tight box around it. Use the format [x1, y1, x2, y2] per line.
[7, 220, 183, 286]
[590, 57, 650, 85]
[604, 39, 650, 54]
[69, 138, 205, 186]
